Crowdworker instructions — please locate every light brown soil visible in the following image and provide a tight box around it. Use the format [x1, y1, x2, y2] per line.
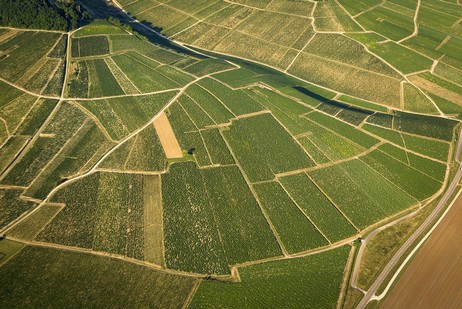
[382, 194, 462, 308]
[0, 30, 17, 43]
[409, 75, 462, 106]
[153, 112, 183, 158]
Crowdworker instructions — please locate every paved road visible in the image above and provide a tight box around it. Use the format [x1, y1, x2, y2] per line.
[357, 129, 462, 308]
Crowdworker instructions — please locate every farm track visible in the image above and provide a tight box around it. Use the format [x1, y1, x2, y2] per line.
[397, 0, 421, 43]
[356, 129, 462, 308]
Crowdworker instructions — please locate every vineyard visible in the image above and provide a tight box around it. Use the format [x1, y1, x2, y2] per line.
[1, 0, 462, 307]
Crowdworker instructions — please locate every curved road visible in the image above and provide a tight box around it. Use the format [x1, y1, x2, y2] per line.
[357, 128, 462, 308]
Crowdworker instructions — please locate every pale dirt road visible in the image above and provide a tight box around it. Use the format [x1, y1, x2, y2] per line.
[153, 112, 183, 158]
[381, 193, 462, 308]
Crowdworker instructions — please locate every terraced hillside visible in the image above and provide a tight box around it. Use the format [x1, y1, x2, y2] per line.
[1, 1, 461, 308]
[114, 0, 462, 116]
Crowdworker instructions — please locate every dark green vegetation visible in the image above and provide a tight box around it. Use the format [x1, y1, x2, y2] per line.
[0, 0, 67, 30]
[162, 162, 281, 274]
[191, 246, 351, 308]
[0, 246, 196, 308]
[0, 0, 89, 31]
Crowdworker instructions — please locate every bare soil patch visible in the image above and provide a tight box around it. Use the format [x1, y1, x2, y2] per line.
[382, 193, 462, 308]
[153, 112, 183, 158]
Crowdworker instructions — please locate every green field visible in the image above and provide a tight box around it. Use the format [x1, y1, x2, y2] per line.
[162, 162, 281, 274]
[0, 246, 196, 308]
[191, 246, 351, 308]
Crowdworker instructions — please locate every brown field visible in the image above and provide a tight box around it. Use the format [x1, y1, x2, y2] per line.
[153, 112, 183, 158]
[409, 75, 462, 106]
[382, 192, 462, 308]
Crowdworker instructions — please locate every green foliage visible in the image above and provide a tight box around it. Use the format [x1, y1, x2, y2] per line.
[254, 181, 328, 253]
[307, 111, 379, 148]
[100, 124, 166, 171]
[191, 246, 351, 309]
[0, 0, 67, 30]
[0, 188, 37, 229]
[279, 173, 358, 242]
[361, 149, 442, 200]
[0, 136, 29, 174]
[0, 246, 196, 308]
[393, 111, 457, 141]
[9, 204, 62, 241]
[73, 36, 110, 58]
[1, 103, 88, 187]
[163, 163, 280, 274]
[39, 172, 145, 259]
[79, 91, 176, 140]
[197, 78, 263, 116]
[223, 114, 314, 182]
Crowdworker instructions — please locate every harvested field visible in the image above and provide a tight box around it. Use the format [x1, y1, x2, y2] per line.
[153, 112, 183, 158]
[383, 192, 462, 308]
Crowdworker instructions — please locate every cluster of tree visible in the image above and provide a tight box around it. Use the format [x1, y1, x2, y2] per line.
[0, 0, 68, 30]
[55, 0, 91, 30]
[107, 16, 148, 41]
[0, 0, 91, 31]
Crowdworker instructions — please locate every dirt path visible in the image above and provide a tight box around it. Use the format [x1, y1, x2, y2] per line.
[381, 189, 462, 308]
[397, 0, 421, 43]
[153, 112, 183, 158]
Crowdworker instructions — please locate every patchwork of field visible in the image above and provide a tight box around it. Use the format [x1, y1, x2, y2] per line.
[1, 2, 462, 306]
[114, 0, 462, 116]
[0, 30, 66, 97]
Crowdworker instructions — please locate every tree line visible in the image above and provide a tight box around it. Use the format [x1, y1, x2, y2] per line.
[0, 0, 90, 31]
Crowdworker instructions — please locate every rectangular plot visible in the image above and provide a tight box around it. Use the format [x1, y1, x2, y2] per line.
[111, 53, 178, 92]
[192, 246, 350, 309]
[77, 36, 110, 57]
[87, 59, 124, 97]
[361, 149, 442, 200]
[162, 162, 229, 275]
[340, 159, 418, 215]
[153, 112, 182, 159]
[178, 95, 215, 128]
[402, 134, 450, 161]
[254, 182, 328, 254]
[202, 166, 281, 264]
[201, 129, 234, 165]
[9, 204, 63, 241]
[186, 84, 234, 124]
[308, 165, 386, 229]
[198, 78, 263, 116]
[279, 173, 358, 242]
[223, 114, 314, 182]
[143, 175, 163, 265]
[306, 111, 379, 148]
[236, 10, 311, 46]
